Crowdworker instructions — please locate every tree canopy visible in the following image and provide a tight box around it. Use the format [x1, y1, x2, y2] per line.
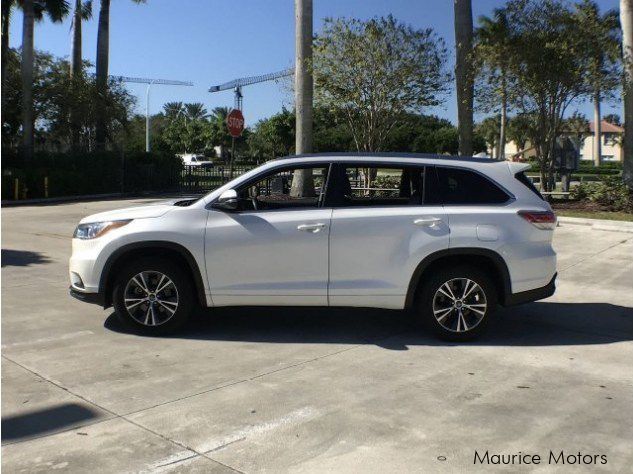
[313, 15, 450, 152]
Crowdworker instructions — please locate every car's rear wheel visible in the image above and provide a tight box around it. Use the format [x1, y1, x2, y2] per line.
[112, 258, 193, 335]
[418, 266, 497, 341]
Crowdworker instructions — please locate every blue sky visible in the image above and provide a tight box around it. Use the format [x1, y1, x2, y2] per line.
[8, 0, 622, 126]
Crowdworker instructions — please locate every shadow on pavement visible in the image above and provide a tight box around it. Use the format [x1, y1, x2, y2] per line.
[1, 249, 51, 268]
[104, 301, 633, 349]
[1, 403, 101, 443]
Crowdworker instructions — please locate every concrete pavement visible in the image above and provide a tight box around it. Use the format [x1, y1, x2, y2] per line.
[2, 198, 632, 473]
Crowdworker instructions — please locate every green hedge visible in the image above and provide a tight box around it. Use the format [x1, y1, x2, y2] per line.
[527, 160, 622, 175]
[2, 150, 182, 200]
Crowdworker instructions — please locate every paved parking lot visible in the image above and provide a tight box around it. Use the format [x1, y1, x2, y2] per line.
[2, 198, 632, 473]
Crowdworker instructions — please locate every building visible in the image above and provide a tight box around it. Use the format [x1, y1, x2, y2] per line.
[579, 121, 624, 162]
[504, 120, 624, 163]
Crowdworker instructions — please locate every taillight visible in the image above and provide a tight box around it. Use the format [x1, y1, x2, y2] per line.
[518, 210, 557, 230]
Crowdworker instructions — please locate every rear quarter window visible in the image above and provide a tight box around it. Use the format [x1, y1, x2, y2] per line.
[436, 167, 509, 205]
[515, 171, 544, 200]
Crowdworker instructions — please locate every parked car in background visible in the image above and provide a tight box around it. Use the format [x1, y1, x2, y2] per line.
[179, 153, 214, 168]
[69, 154, 557, 341]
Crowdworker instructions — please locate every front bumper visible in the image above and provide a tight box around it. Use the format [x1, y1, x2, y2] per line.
[503, 273, 557, 306]
[69, 287, 105, 307]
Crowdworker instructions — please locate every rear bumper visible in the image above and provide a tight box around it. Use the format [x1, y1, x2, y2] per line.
[69, 287, 105, 307]
[503, 273, 556, 306]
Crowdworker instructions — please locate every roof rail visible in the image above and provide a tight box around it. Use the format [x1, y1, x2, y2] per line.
[281, 152, 501, 164]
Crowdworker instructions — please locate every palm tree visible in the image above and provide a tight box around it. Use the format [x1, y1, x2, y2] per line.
[575, 1, 621, 167]
[1, 0, 15, 107]
[292, 0, 314, 196]
[476, 7, 513, 160]
[454, 0, 474, 156]
[95, 0, 145, 149]
[184, 103, 208, 121]
[163, 101, 184, 120]
[69, 0, 92, 151]
[70, 0, 92, 78]
[21, 0, 70, 160]
[621, 0, 633, 190]
[210, 106, 229, 121]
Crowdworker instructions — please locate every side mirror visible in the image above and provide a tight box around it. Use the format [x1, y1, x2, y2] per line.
[213, 189, 239, 211]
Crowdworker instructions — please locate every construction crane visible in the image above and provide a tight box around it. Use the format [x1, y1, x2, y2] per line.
[112, 76, 193, 152]
[208, 68, 294, 110]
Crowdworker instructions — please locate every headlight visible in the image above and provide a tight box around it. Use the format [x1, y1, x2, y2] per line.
[73, 220, 132, 240]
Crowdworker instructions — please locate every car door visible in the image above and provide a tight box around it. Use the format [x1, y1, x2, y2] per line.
[205, 163, 332, 306]
[328, 163, 449, 309]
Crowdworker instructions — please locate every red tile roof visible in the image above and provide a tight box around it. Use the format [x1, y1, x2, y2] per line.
[590, 120, 624, 133]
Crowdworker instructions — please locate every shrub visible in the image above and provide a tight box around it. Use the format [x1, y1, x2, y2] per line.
[1, 150, 182, 199]
[570, 176, 633, 212]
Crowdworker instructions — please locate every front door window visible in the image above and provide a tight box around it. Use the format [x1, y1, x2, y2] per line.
[237, 166, 329, 211]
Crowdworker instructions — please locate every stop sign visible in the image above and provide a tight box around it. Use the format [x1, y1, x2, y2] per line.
[226, 109, 245, 138]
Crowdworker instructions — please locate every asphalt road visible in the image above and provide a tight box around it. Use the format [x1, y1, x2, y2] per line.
[2, 198, 632, 473]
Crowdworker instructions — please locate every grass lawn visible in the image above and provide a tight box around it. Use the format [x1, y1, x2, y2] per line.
[555, 209, 633, 221]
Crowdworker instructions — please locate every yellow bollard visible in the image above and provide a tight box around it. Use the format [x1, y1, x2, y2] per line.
[14, 178, 19, 200]
[44, 176, 49, 198]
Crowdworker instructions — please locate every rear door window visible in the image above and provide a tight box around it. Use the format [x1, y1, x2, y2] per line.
[436, 167, 509, 204]
[330, 164, 427, 207]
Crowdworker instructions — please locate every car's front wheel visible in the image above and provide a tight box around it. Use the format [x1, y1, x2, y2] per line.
[418, 266, 497, 341]
[112, 257, 194, 335]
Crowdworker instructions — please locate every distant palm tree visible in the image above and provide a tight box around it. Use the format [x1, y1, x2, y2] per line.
[1, 0, 16, 107]
[622, 0, 633, 189]
[454, 0, 474, 156]
[476, 7, 512, 159]
[70, 0, 92, 151]
[70, 0, 92, 78]
[575, 1, 620, 166]
[21, 0, 70, 160]
[210, 106, 230, 121]
[163, 102, 184, 120]
[95, 0, 145, 149]
[184, 103, 208, 121]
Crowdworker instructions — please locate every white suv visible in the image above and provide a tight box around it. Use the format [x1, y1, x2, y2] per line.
[69, 154, 557, 340]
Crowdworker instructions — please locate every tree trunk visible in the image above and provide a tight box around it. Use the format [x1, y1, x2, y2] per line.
[1, 2, 11, 109]
[622, 0, 633, 190]
[70, 0, 82, 151]
[291, 0, 315, 197]
[21, 0, 35, 161]
[70, 0, 82, 78]
[593, 90, 602, 167]
[454, 0, 474, 157]
[95, 0, 110, 150]
[498, 90, 507, 160]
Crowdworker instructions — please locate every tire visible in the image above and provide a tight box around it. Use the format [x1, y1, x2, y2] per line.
[417, 265, 497, 341]
[112, 257, 194, 335]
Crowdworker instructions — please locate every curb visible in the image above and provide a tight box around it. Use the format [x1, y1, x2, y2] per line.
[1, 192, 191, 207]
[557, 216, 633, 234]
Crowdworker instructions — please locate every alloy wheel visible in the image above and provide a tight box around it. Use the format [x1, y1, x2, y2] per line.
[123, 271, 179, 326]
[432, 278, 487, 333]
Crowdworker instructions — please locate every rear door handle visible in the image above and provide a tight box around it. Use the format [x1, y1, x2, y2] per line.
[297, 223, 326, 233]
[413, 217, 443, 227]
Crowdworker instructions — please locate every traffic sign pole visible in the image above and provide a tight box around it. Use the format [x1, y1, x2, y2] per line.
[230, 137, 236, 179]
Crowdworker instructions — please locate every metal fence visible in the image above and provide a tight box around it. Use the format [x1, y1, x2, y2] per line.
[179, 165, 254, 194]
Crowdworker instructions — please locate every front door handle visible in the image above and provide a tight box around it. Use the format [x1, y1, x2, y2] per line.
[413, 217, 443, 227]
[297, 223, 326, 233]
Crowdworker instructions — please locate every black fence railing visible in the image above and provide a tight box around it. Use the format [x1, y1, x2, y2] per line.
[1, 151, 260, 201]
[179, 165, 255, 194]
